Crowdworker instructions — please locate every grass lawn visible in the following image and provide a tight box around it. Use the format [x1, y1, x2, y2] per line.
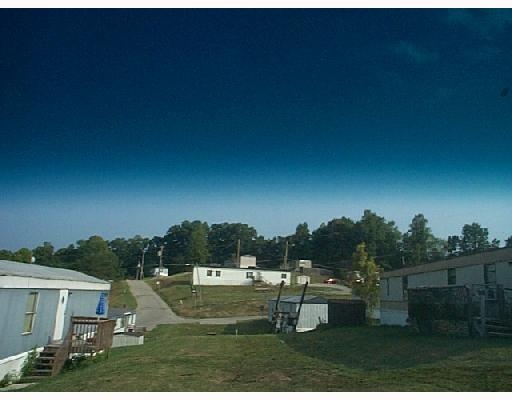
[109, 280, 138, 309]
[147, 272, 350, 318]
[21, 323, 512, 391]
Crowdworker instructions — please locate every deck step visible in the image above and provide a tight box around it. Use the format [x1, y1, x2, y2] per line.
[39, 351, 57, 356]
[31, 369, 53, 375]
[488, 331, 512, 338]
[18, 375, 50, 383]
[37, 357, 56, 362]
[486, 325, 512, 332]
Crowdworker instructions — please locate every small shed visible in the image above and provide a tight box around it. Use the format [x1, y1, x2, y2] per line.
[328, 299, 366, 326]
[268, 295, 328, 332]
[296, 275, 311, 285]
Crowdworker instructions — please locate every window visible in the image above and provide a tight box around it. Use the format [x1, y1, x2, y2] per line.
[385, 278, 390, 296]
[447, 268, 456, 285]
[23, 292, 38, 334]
[206, 270, 213, 277]
[484, 264, 496, 284]
[215, 271, 221, 277]
[246, 271, 254, 279]
[281, 273, 287, 279]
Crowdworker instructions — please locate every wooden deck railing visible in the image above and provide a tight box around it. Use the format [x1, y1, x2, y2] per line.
[70, 317, 116, 356]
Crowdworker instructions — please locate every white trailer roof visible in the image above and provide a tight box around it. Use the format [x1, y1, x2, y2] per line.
[0, 260, 108, 284]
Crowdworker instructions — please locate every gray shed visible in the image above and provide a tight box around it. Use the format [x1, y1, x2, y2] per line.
[268, 295, 328, 332]
[0, 260, 110, 379]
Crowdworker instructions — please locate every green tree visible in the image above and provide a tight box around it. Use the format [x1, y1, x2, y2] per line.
[75, 236, 122, 280]
[164, 220, 210, 265]
[0, 249, 13, 260]
[109, 235, 150, 278]
[13, 248, 32, 263]
[402, 214, 437, 266]
[311, 217, 357, 267]
[491, 239, 501, 249]
[185, 221, 210, 264]
[506, 236, 512, 248]
[446, 235, 460, 257]
[460, 223, 490, 254]
[355, 210, 402, 270]
[54, 244, 79, 270]
[208, 223, 258, 264]
[32, 242, 55, 266]
[288, 222, 312, 261]
[351, 243, 380, 315]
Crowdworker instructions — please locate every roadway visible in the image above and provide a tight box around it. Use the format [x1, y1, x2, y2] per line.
[126, 279, 264, 331]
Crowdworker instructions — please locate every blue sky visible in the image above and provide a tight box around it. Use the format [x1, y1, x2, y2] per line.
[1, 8, 511, 250]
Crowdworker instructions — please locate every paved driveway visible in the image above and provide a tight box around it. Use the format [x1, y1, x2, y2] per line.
[126, 280, 189, 330]
[126, 280, 264, 331]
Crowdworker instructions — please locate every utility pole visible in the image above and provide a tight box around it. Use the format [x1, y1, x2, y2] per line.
[140, 248, 146, 280]
[158, 245, 164, 277]
[283, 240, 289, 270]
[236, 238, 241, 268]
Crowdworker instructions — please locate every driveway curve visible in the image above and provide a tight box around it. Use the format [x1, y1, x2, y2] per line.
[126, 280, 264, 331]
[126, 280, 189, 330]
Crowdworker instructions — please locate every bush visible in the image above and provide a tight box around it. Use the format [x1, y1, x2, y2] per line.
[0, 373, 15, 388]
[20, 348, 38, 377]
[63, 352, 109, 373]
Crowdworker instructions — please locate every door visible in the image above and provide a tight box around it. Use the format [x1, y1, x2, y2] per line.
[52, 289, 69, 341]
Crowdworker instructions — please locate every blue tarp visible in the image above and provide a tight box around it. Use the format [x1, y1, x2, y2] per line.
[96, 292, 107, 315]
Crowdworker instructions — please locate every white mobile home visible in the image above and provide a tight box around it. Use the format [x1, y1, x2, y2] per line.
[0, 260, 110, 380]
[268, 295, 328, 332]
[192, 266, 291, 286]
[379, 248, 512, 326]
[239, 255, 257, 269]
[151, 267, 168, 277]
[291, 259, 313, 270]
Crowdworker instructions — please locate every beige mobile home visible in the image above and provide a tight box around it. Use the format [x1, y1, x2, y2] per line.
[379, 248, 512, 326]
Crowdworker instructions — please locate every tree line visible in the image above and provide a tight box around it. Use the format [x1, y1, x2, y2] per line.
[1, 209, 510, 281]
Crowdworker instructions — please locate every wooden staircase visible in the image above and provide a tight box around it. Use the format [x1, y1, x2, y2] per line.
[19, 317, 116, 382]
[472, 317, 512, 338]
[19, 344, 66, 382]
[486, 319, 512, 338]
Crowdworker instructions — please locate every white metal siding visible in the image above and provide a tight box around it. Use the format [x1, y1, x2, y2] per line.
[296, 303, 328, 331]
[380, 276, 404, 301]
[457, 265, 486, 285]
[193, 267, 290, 286]
[267, 300, 327, 331]
[296, 275, 310, 284]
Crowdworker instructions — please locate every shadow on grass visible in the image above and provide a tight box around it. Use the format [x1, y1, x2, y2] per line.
[281, 324, 512, 371]
[145, 319, 272, 339]
[222, 319, 273, 335]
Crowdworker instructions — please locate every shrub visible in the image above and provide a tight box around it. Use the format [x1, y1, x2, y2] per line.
[20, 348, 38, 377]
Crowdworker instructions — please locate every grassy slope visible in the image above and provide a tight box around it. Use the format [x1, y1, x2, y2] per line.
[23, 323, 512, 392]
[109, 280, 137, 310]
[147, 272, 350, 318]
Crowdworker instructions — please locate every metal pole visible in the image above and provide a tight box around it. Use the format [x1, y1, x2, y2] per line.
[480, 290, 487, 337]
[140, 248, 146, 280]
[236, 239, 241, 267]
[158, 245, 164, 277]
[283, 240, 289, 270]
